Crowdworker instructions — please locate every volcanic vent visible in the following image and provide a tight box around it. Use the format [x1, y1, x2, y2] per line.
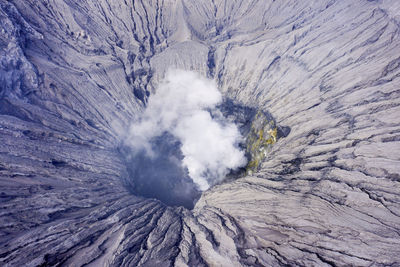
[1, 0, 400, 266]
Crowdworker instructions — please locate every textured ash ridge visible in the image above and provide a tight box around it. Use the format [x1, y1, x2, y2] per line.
[1, 0, 400, 266]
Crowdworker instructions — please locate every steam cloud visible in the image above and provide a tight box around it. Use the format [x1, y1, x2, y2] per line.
[127, 70, 247, 191]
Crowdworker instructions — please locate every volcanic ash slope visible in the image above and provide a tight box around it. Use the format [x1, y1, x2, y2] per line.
[1, 0, 400, 266]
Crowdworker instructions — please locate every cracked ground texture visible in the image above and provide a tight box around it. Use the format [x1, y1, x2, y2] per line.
[1, 0, 400, 266]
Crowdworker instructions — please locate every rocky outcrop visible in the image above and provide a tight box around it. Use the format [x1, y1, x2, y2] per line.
[1, 0, 400, 266]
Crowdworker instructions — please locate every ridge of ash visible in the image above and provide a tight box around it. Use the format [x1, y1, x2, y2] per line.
[1, 0, 400, 266]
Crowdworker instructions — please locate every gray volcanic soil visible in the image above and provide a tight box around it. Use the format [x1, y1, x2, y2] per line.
[1, 0, 400, 266]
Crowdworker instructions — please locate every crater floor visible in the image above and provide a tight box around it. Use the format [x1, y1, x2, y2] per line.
[1, 0, 400, 266]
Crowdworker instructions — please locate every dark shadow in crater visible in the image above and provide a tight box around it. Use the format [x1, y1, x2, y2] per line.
[217, 98, 291, 181]
[218, 99, 290, 139]
[118, 98, 291, 209]
[119, 133, 201, 210]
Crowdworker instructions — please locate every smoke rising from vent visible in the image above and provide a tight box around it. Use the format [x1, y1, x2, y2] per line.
[126, 70, 247, 190]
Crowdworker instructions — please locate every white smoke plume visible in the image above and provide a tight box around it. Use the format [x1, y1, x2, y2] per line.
[127, 70, 247, 191]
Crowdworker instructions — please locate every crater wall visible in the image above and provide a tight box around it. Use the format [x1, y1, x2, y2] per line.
[1, 0, 400, 265]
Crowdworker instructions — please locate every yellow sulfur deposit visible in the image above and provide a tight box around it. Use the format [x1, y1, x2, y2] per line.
[245, 111, 278, 174]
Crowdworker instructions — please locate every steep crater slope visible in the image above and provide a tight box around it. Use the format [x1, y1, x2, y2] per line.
[1, 0, 400, 266]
